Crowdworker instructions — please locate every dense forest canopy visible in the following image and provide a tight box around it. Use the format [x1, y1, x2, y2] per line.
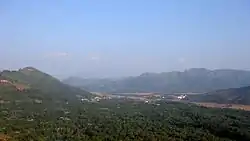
[1, 98, 250, 141]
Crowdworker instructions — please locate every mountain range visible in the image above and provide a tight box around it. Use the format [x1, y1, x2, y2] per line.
[1, 67, 250, 105]
[63, 68, 250, 93]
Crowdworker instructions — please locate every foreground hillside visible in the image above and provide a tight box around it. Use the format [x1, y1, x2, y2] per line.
[0, 99, 250, 141]
[64, 68, 250, 93]
[188, 86, 250, 105]
[0, 67, 92, 101]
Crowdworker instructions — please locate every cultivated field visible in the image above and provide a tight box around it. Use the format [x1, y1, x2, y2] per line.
[194, 102, 250, 111]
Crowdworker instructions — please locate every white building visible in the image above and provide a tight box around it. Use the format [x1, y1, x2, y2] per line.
[177, 95, 187, 100]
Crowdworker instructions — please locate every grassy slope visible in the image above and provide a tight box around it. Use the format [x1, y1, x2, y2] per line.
[0, 67, 92, 101]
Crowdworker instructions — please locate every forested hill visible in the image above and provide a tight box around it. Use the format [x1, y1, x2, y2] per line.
[188, 86, 250, 105]
[0, 67, 92, 100]
[63, 68, 250, 93]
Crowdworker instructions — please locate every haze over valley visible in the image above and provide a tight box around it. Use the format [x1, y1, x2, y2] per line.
[1, 0, 250, 140]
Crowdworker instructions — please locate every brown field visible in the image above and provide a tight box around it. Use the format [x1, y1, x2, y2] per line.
[13, 83, 30, 90]
[0, 134, 11, 141]
[194, 102, 250, 111]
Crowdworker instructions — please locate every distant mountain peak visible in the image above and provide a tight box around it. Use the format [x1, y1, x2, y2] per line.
[187, 68, 208, 71]
[23, 67, 36, 71]
[19, 67, 40, 72]
[139, 72, 156, 77]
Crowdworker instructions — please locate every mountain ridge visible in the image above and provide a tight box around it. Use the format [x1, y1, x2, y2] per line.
[63, 68, 250, 93]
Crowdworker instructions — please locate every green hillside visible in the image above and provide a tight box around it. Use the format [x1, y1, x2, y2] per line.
[187, 86, 250, 105]
[0, 67, 92, 101]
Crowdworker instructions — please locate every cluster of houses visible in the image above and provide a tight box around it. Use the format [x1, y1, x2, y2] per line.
[76, 92, 190, 104]
[177, 95, 187, 100]
[76, 93, 166, 104]
[0, 79, 26, 91]
[0, 79, 11, 84]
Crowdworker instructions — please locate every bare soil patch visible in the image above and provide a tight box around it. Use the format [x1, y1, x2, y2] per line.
[0, 134, 11, 141]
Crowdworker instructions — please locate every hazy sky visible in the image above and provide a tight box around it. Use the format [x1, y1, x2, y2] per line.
[1, 0, 250, 78]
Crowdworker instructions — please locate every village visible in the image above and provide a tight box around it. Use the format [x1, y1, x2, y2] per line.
[76, 92, 188, 104]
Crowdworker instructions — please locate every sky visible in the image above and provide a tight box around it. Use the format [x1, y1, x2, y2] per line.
[0, 0, 250, 79]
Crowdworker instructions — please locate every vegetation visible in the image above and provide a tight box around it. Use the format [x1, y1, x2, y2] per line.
[1, 67, 250, 141]
[188, 86, 250, 105]
[63, 68, 250, 93]
[0, 97, 250, 141]
[0, 67, 92, 100]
